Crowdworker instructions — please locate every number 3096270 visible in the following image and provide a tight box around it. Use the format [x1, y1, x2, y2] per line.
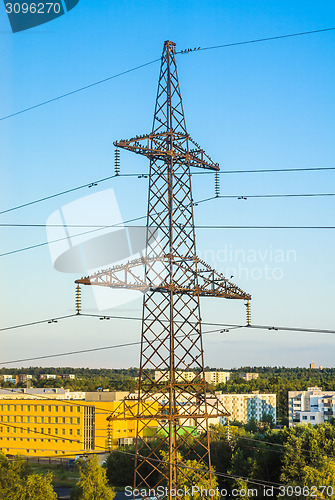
[5, 3, 61, 14]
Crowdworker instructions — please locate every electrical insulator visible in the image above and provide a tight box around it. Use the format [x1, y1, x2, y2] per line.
[215, 171, 220, 197]
[75, 285, 81, 315]
[226, 419, 231, 442]
[245, 301, 251, 326]
[107, 421, 112, 451]
[115, 147, 120, 176]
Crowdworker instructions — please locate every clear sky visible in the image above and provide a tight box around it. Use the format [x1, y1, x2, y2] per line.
[0, 0, 334, 370]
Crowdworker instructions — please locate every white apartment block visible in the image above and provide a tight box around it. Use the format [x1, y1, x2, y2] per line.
[202, 371, 230, 385]
[238, 373, 259, 381]
[289, 387, 335, 426]
[0, 375, 17, 384]
[154, 370, 197, 383]
[217, 392, 276, 425]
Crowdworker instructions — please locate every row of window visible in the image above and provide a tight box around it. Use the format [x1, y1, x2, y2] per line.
[0, 404, 81, 412]
[0, 437, 80, 443]
[0, 426, 80, 435]
[0, 448, 68, 454]
[0, 416, 80, 424]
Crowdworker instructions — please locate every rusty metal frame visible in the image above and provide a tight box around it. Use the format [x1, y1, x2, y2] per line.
[76, 40, 251, 500]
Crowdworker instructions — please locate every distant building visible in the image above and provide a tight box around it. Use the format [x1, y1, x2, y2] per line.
[202, 371, 230, 385]
[0, 375, 16, 384]
[61, 374, 76, 380]
[217, 392, 276, 424]
[16, 374, 33, 384]
[289, 387, 335, 426]
[0, 388, 85, 400]
[238, 372, 259, 381]
[154, 370, 196, 383]
[39, 374, 59, 380]
[309, 362, 316, 369]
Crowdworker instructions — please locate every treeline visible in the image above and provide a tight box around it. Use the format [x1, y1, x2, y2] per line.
[2, 367, 335, 422]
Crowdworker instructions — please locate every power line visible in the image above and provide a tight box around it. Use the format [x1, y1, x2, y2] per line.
[0, 314, 77, 333]
[0, 58, 161, 122]
[0, 326, 237, 365]
[0, 213, 147, 258]
[1, 223, 334, 258]
[195, 166, 335, 175]
[1, 27, 334, 123]
[182, 27, 335, 53]
[2, 192, 335, 229]
[1, 311, 334, 350]
[0, 174, 118, 216]
[1, 166, 333, 218]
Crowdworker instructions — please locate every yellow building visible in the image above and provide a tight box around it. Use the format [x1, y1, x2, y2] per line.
[0, 399, 158, 457]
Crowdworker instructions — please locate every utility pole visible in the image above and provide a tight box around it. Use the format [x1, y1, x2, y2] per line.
[76, 40, 251, 499]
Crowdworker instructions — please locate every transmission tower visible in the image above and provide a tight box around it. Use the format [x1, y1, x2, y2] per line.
[76, 40, 251, 499]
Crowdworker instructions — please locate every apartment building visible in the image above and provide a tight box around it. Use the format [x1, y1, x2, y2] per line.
[217, 392, 276, 424]
[202, 371, 230, 385]
[15, 374, 33, 384]
[237, 373, 259, 381]
[154, 370, 197, 383]
[0, 375, 16, 385]
[289, 387, 335, 426]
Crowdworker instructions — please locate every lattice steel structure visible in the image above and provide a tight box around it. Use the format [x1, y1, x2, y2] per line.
[76, 40, 251, 499]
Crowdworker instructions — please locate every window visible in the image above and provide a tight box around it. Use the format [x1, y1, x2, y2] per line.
[77, 430, 80, 436]
[310, 416, 315, 420]
[62, 429, 65, 435]
[302, 416, 307, 420]
[69, 429, 73, 435]
[48, 406, 51, 412]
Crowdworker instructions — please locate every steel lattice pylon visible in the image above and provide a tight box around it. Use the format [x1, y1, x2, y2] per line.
[76, 40, 251, 499]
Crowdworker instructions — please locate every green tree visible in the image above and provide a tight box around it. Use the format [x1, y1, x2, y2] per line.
[105, 447, 135, 487]
[0, 453, 56, 500]
[71, 455, 115, 500]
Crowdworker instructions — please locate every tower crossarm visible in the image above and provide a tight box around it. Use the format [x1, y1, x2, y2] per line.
[75, 256, 251, 300]
[114, 134, 219, 171]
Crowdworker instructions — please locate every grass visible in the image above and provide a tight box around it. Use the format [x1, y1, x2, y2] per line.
[30, 463, 80, 487]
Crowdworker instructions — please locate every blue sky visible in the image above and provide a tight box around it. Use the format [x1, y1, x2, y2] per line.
[0, 0, 334, 369]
